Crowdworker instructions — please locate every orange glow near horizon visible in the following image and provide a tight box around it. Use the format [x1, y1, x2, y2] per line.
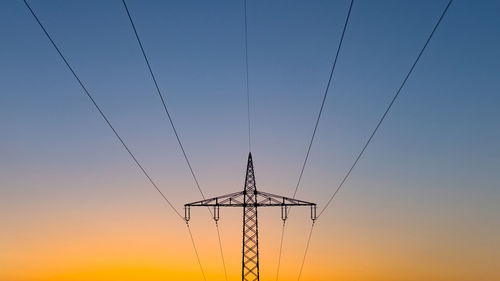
[2, 1, 500, 279]
[2, 197, 498, 281]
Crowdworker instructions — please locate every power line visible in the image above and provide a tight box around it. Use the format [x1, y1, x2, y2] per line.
[275, 1, 354, 280]
[187, 222, 207, 281]
[22, 1, 207, 279]
[22, 0, 182, 220]
[244, 0, 251, 152]
[121, 0, 206, 202]
[296, 222, 315, 281]
[216, 221, 229, 280]
[297, 1, 454, 279]
[274, 221, 286, 281]
[121, 1, 228, 280]
[318, 0, 454, 219]
[292, 0, 354, 200]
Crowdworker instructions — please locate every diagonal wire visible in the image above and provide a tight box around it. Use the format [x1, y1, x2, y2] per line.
[121, 0, 207, 203]
[297, 1, 454, 280]
[121, 1, 228, 280]
[275, 1, 354, 280]
[296, 222, 315, 281]
[274, 221, 286, 281]
[22, 0, 183, 220]
[215, 223, 228, 281]
[292, 0, 354, 200]
[318, 0, 454, 219]
[23, 1, 208, 280]
[216, 221, 229, 280]
[187, 222, 208, 281]
[244, 0, 251, 152]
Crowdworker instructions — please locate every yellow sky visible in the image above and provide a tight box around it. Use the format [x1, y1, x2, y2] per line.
[2, 199, 498, 281]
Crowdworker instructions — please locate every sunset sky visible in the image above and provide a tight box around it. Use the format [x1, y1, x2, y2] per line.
[1, 0, 499, 280]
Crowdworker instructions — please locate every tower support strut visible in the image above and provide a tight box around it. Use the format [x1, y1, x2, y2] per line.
[185, 153, 317, 281]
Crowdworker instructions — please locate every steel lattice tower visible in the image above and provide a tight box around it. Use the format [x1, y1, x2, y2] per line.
[242, 153, 259, 280]
[185, 153, 317, 281]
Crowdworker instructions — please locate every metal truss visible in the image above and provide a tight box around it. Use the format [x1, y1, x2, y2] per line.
[185, 190, 317, 222]
[185, 153, 317, 281]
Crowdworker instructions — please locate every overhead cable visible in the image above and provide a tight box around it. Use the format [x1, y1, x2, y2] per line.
[244, 0, 252, 152]
[275, 1, 354, 280]
[297, 1, 454, 280]
[318, 0, 454, 219]
[23, 1, 207, 279]
[121, 1, 228, 280]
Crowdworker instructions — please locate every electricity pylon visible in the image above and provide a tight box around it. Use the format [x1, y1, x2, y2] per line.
[185, 153, 317, 281]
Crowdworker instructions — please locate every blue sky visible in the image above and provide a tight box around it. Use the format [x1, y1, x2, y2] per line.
[1, 1, 499, 280]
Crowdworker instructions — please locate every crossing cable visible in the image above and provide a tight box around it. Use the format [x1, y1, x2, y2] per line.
[292, 0, 354, 200]
[274, 1, 354, 280]
[244, 0, 251, 152]
[22, 0, 181, 219]
[215, 221, 229, 280]
[296, 221, 315, 281]
[187, 222, 208, 281]
[22, 1, 207, 280]
[297, 1, 454, 280]
[318, 0, 453, 219]
[121, 0, 207, 206]
[274, 221, 286, 281]
[121, 1, 227, 280]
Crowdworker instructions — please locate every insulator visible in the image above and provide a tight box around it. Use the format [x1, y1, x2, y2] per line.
[311, 205, 317, 221]
[213, 205, 220, 222]
[281, 205, 288, 221]
[184, 205, 191, 222]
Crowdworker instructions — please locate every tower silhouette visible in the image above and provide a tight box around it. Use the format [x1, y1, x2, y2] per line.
[185, 153, 317, 281]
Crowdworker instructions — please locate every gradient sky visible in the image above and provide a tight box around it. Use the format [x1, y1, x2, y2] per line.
[1, 1, 499, 280]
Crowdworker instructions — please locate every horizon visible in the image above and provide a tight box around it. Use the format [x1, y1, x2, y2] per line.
[1, 1, 499, 280]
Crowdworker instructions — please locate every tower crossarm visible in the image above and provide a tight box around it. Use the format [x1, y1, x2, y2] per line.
[185, 191, 246, 207]
[183, 153, 318, 280]
[184, 190, 315, 208]
[184, 190, 317, 222]
[254, 191, 316, 207]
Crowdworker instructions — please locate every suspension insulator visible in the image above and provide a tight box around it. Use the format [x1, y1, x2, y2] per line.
[213, 205, 220, 222]
[184, 205, 191, 222]
[311, 205, 317, 221]
[281, 205, 288, 221]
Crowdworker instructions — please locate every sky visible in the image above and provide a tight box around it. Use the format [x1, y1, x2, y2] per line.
[1, 0, 499, 280]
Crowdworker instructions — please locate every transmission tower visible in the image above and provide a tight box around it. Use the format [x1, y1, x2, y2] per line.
[185, 153, 317, 281]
